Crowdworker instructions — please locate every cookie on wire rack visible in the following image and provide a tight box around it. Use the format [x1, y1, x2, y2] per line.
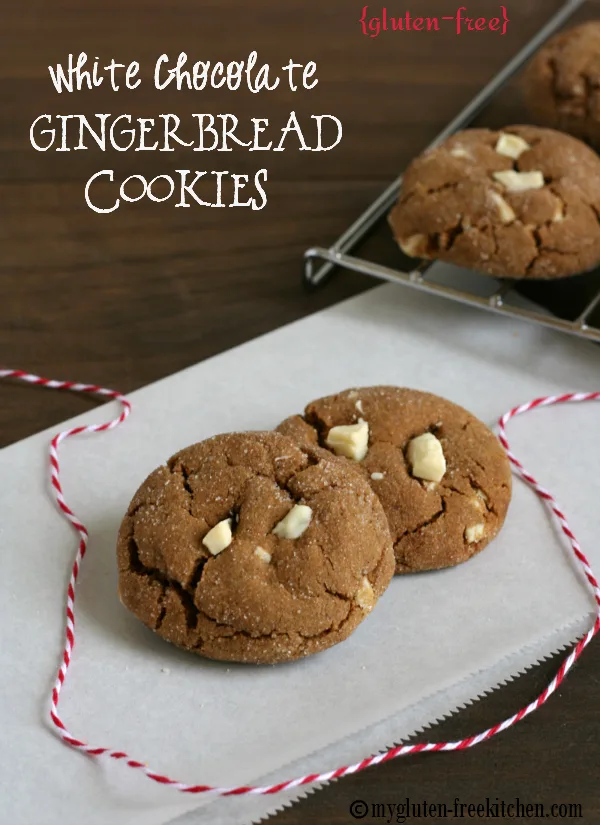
[388, 125, 600, 279]
[524, 21, 600, 148]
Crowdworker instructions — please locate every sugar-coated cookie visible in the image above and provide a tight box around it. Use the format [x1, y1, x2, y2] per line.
[388, 126, 600, 279]
[117, 431, 395, 664]
[277, 387, 512, 575]
[524, 22, 600, 147]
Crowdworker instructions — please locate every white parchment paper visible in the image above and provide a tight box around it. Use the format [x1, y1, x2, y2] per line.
[1, 279, 599, 825]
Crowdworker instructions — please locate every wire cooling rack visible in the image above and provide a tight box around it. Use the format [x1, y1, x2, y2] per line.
[303, 0, 600, 343]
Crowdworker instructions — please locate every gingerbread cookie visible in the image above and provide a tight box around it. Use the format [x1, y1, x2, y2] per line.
[388, 126, 600, 279]
[524, 22, 600, 147]
[277, 387, 512, 574]
[117, 431, 394, 664]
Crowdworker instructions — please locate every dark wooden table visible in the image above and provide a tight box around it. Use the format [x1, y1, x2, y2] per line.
[3, 1, 599, 821]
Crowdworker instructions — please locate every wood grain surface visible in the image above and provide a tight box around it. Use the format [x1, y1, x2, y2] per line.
[2, 1, 599, 821]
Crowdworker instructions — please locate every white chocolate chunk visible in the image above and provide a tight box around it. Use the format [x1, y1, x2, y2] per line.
[254, 546, 272, 563]
[355, 399, 364, 415]
[552, 201, 565, 222]
[202, 518, 233, 556]
[465, 523, 485, 544]
[473, 488, 489, 511]
[407, 433, 447, 483]
[489, 190, 516, 224]
[326, 419, 369, 462]
[450, 146, 471, 159]
[472, 496, 485, 512]
[493, 170, 544, 193]
[495, 133, 531, 160]
[355, 577, 375, 612]
[398, 233, 428, 258]
[272, 504, 313, 540]
[371, 472, 385, 481]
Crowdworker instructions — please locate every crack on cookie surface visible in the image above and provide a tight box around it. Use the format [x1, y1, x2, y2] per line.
[304, 408, 333, 450]
[155, 589, 167, 630]
[400, 179, 462, 205]
[127, 533, 201, 630]
[178, 464, 195, 515]
[127, 501, 146, 519]
[436, 217, 465, 253]
[525, 228, 544, 276]
[395, 499, 446, 545]
[188, 556, 209, 594]
[393, 499, 448, 571]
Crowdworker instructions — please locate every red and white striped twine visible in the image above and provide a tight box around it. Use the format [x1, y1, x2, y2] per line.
[3, 369, 599, 796]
